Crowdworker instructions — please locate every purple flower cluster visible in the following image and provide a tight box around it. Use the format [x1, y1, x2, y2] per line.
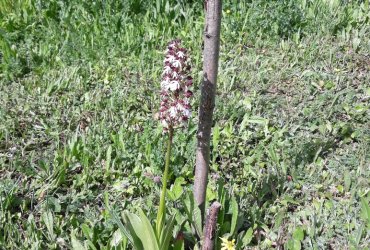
[160, 39, 193, 132]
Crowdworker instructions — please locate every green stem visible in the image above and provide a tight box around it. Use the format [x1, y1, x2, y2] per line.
[156, 127, 173, 238]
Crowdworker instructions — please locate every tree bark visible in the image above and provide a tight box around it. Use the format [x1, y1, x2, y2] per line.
[194, 0, 222, 217]
[202, 201, 222, 250]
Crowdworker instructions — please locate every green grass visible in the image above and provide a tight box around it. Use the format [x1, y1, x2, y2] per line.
[1, 0, 369, 249]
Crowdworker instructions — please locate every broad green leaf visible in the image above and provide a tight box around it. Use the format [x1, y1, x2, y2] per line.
[85, 240, 98, 250]
[274, 210, 285, 230]
[360, 198, 370, 227]
[206, 186, 217, 201]
[110, 210, 130, 242]
[286, 239, 301, 250]
[168, 177, 185, 201]
[156, 0, 161, 13]
[192, 206, 203, 238]
[71, 232, 86, 250]
[293, 227, 304, 241]
[111, 229, 124, 247]
[281, 195, 300, 206]
[106, 145, 112, 170]
[173, 237, 185, 250]
[42, 210, 55, 241]
[137, 209, 160, 250]
[81, 224, 93, 241]
[159, 214, 176, 250]
[230, 196, 238, 236]
[344, 171, 351, 191]
[212, 124, 220, 148]
[240, 115, 268, 132]
[242, 228, 253, 246]
[354, 224, 364, 246]
[183, 193, 193, 220]
[217, 179, 226, 227]
[120, 211, 143, 250]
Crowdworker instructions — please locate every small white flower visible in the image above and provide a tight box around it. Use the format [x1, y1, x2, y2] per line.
[171, 71, 179, 78]
[168, 80, 180, 91]
[161, 119, 169, 128]
[161, 78, 170, 88]
[177, 51, 185, 58]
[9, 146, 17, 153]
[169, 106, 177, 118]
[164, 55, 176, 63]
[163, 65, 172, 74]
[175, 102, 183, 110]
[177, 103, 190, 118]
[182, 108, 191, 118]
[172, 60, 181, 68]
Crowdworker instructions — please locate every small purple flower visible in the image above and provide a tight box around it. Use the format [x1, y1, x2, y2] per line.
[160, 39, 193, 131]
[153, 176, 162, 184]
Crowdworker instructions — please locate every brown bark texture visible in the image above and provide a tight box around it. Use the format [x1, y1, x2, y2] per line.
[202, 201, 222, 250]
[194, 0, 222, 213]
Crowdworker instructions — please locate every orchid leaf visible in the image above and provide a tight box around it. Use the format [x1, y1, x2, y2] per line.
[137, 208, 160, 250]
[159, 214, 176, 250]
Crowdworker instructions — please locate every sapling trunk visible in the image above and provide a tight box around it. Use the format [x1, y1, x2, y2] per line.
[194, 0, 222, 218]
[202, 201, 222, 250]
[156, 127, 173, 236]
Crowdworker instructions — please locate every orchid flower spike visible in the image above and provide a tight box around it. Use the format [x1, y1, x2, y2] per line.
[159, 39, 193, 132]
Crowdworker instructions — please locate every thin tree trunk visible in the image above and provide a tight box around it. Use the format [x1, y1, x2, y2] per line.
[194, 0, 222, 216]
[202, 201, 222, 250]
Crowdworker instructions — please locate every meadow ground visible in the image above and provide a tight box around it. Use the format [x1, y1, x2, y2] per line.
[0, 0, 369, 249]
